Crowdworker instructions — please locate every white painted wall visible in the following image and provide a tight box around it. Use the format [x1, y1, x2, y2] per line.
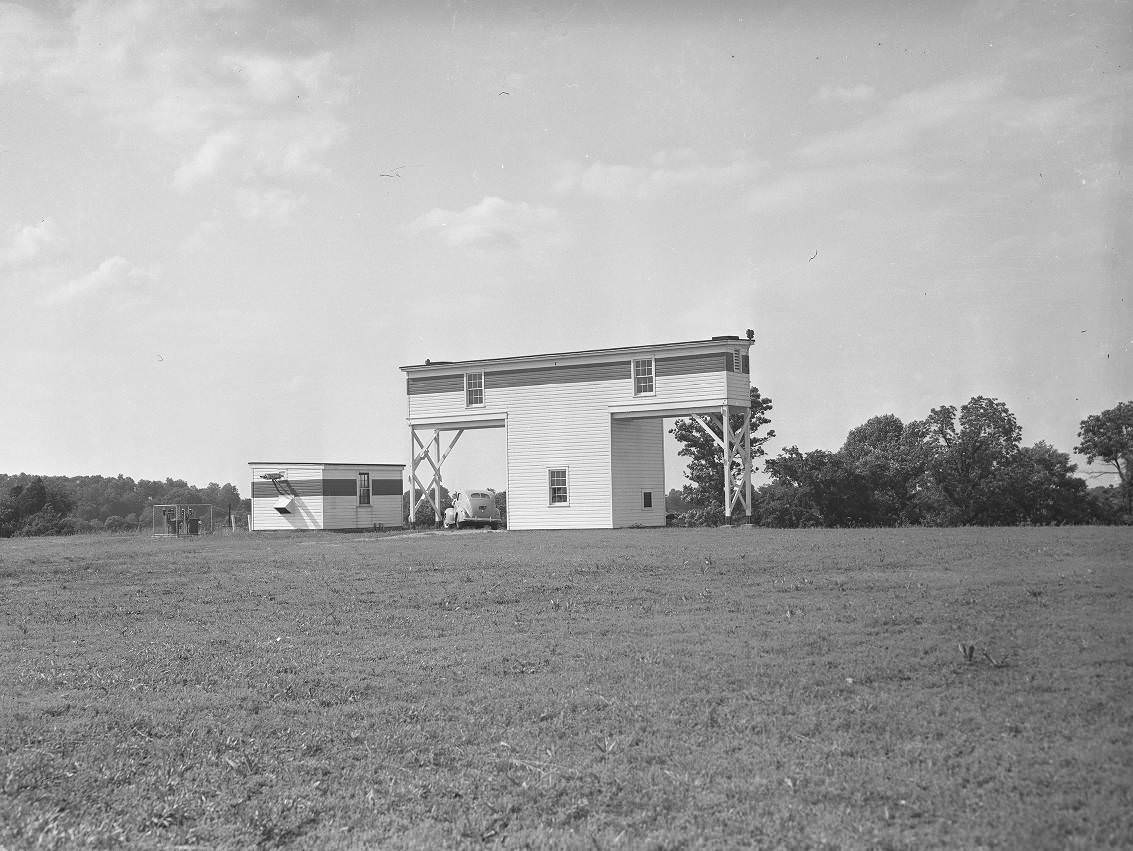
[611, 417, 666, 527]
[726, 370, 751, 403]
[323, 464, 403, 529]
[249, 463, 404, 531]
[249, 463, 324, 531]
[408, 367, 748, 529]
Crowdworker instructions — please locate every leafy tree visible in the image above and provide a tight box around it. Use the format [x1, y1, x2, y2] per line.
[1075, 401, 1133, 514]
[1000, 442, 1091, 524]
[840, 415, 933, 525]
[670, 387, 774, 514]
[0, 472, 247, 537]
[15, 478, 48, 517]
[1086, 485, 1127, 523]
[764, 447, 881, 527]
[754, 480, 823, 528]
[921, 397, 1022, 524]
[665, 488, 692, 513]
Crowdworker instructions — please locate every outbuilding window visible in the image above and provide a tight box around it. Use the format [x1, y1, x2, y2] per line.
[632, 358, 654, 396]
[642, 491, 653, 509]
[548, 468, 569, 505]
[466, 371, 484, 406]
[358, 472, 370, 506]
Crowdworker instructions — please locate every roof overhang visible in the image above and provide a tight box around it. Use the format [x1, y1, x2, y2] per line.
[609, 398, 744, 420]
[407, 414, 507, 432]
[249, 461, 405, 468]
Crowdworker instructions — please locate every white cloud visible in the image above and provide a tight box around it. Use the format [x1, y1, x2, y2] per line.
[5, 1, 350, 208]
[225, 50, 341, 107]
[234, 187, 305, 225]
[42, 255, 153, 305]
[554, 150, 762, 200]
[814, 83, 877, 104]
[172, 130, 241, 191]
[798, 77, 1006, 164]
[406, 197, 565, 252]
[747, 163, 921, 213]
[1, 219, 64, 270]
[177, 218, 222, 254]
[0, 3, 53, 84]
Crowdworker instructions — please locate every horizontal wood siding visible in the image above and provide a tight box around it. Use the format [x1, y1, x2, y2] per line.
[249, 464, 322, 531]
[321, 465, 404, 529]
[611, 418, 666, 528]
[250, 464, 323, 481]
[251, 494, 324, 531]
[656, 352, 725, 377]
[410, 364, 728, 423]
[405, 347, 745, 529]
[490, 361, 629, 389]
[726, 371, 751, 406]
[407, 374, 465, 395]
[408, 389, 475, 421]
[322, 495, 402, 529]
[649, 370, 728, 406]
[249, 464, 403, 531]
[505, 381, 614, 529]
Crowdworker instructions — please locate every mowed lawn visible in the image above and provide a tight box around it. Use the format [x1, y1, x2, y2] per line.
[1, 527, 1130, 849]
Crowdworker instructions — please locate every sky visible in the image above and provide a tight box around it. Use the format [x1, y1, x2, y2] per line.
[0, 0, 1129, 497]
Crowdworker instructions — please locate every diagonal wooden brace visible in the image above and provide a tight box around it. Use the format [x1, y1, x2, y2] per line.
[408, 427, 465, 523]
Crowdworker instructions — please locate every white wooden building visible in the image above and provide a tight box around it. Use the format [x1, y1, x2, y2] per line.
[248, 462, 404, 531]
[401, 335, 754, 530]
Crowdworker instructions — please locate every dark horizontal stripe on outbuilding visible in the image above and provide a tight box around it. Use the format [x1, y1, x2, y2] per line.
[252, 478, 403, 499]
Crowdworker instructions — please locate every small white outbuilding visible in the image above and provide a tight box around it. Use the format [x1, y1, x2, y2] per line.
[248, 461, 404, 531]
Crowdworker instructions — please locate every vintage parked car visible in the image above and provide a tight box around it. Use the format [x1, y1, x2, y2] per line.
[450, 490, 502, 529]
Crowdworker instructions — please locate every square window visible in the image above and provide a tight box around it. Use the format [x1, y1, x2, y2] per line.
[548, 468, 569, 505]
[642, 491, 653, 509]
[465, 372, 484, 407]
[632, 358, 654, 395]
[358, 472, 370, 506]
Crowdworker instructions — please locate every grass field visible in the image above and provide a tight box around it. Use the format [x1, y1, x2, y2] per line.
[1, 527, 1130, 849]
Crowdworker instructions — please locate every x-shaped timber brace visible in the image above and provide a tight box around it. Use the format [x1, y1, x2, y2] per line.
[689, 405, 753, 521]
[408, 427, 464, 525]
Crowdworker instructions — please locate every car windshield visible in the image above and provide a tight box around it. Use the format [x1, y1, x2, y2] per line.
[471, 492, 489, 499]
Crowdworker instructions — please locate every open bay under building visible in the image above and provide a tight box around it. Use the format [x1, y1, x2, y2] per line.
[401, 334, 755, 530]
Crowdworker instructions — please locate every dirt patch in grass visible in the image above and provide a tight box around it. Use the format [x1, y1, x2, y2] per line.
[1, 527, 1131, 848]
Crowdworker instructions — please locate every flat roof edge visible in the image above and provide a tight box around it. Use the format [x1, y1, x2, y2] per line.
[248, 461, 405, 468]
[400, 335, 751, 373]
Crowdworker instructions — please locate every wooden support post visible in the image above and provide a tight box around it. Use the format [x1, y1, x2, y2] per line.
[408, 428, 416, 527]
[722, 404, 732, 520]
[407, 428, 465, 527]
[433, 431, 442, 525]
[743, 407, 753, 524]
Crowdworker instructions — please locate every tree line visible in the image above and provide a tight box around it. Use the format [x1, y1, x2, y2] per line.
[670, 393, 1132, 527]
[0, 474, 248, 538]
